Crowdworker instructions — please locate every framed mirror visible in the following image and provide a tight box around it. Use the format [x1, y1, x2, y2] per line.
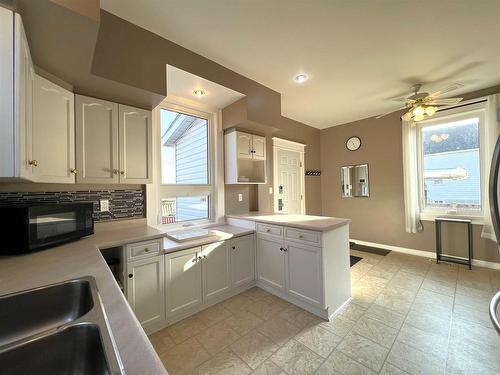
[341, 164, 370, 198]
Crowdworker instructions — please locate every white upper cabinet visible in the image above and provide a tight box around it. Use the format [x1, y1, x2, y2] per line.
[251, 135, 266, 160]
[0, 10, 35, 181]
[32, 75, 75, 183]
[118, 105, 152, 183]
[237, 132, 252, 159]
[75, 95, 119, 184]
[225, 130, 267, 184]
[75, 95, 152, 184]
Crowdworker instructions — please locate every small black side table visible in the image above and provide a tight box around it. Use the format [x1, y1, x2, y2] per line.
[435, 217, 473, 270]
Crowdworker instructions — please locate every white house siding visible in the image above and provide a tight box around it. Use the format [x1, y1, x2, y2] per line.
[176, 196, 209, 221]
[175, 120, 208, 184]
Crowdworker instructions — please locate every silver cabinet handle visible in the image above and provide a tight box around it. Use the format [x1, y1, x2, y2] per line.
[28, 160, 38, 167]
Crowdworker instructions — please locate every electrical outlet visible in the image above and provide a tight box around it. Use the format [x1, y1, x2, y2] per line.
[100, 199, 109, 212]
[238, 193, 243, 202]
[269, 187, 273, 194]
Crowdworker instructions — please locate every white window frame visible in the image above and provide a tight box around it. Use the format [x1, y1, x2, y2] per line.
[416, 101, 487, 223]
[146, 97, 224, 230]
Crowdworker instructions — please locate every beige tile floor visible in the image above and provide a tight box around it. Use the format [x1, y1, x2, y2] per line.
[149, 250, 500, 375]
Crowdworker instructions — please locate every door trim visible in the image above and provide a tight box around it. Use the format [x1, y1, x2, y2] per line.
[272, 137, 306, 214]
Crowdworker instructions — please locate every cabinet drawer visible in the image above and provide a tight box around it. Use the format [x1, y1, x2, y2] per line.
[285, 227, 321, 246]
[126, 240, 161, 261]
[256, 223, 283, 238]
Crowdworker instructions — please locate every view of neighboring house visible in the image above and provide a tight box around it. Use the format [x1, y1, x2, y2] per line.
[160, 109, 209, 223]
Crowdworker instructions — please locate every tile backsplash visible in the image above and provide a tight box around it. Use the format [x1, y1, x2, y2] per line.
[0, 189, 145, 221]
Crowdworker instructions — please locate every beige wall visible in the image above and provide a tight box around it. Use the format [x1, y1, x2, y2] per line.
[320, 86, 500, 263]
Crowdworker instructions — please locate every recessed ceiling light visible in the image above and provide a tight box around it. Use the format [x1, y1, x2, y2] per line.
[294, 74, 308, 83]
[193, 89, 205, 97]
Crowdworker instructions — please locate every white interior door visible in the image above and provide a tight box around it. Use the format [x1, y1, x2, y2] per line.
[275, 148, 303, 214]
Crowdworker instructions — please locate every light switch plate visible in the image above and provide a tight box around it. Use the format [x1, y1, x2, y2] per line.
[100, 199, 109, 212]
[238, 193, 243, 202]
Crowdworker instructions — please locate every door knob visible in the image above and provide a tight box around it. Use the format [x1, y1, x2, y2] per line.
[283, 248, 288, 252]
[70, 168, 77, 174]
[128, 273, 133, 278]
[232, 246, 236, 250]
[28, 160, 38, 167]
[120, 171, 125, 175]
[113, 169, 119, 175]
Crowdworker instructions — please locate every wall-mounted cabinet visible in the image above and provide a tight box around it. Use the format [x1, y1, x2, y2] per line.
[0, 9, 76, 183]
[0, 10, 35, 181]
[75, 95, 152, 184]
[225, 130, 267, 184]
[32, 75, 75, 183]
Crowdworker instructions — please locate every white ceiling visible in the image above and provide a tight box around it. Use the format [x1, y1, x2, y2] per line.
[166, 65, 245, 111]
[101, 0, 500, 129]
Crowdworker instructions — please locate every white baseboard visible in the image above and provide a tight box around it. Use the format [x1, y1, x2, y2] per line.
[351, 238, 500, 271]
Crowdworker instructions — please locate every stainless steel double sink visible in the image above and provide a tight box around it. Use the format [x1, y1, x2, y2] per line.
[0, 276, 124, 375]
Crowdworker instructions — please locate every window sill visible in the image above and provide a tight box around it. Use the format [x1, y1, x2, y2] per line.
[420, 213, 485, 225]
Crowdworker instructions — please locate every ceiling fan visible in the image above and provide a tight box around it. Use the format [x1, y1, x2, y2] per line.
[376, 83, 464, 121]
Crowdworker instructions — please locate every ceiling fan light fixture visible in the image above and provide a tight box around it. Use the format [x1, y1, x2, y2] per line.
[401, 112, 413, 121]
[425, 106, 438, 116]
[414, 113, 425, 122]
[413, 106, 425, 117]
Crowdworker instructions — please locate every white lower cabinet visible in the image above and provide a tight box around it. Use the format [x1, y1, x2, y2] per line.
[230, 234, 255, 288]
[125, 234, 255, 332]
[285, 241, 322, 307]
[257, 235, 286, 291]
[256, 224, 330, 316]
[165, 247, 203, 318]
[202, 241, 231, 303]
[126, 255, 165, 332]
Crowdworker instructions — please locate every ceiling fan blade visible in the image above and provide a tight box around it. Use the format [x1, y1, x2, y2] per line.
[425, 97, 463, 106]
[391, 97, 415, 105]
[428, 83, 464, 98]
[376, 107, 407, 119]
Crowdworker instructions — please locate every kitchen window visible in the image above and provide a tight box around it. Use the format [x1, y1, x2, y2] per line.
[148, 101, 221, 228]
[416, 103, 486, 220]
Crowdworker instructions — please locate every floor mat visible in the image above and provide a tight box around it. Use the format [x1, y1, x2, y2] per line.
[350, 255, 363, 267]
[350, 242, 391, 256]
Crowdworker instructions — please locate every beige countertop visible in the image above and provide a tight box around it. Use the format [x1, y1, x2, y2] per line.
[163, 225, 255, 253]
[0, 219, 167, 375]
[226, 212, 351, 231]
[0, 219, 256, 375]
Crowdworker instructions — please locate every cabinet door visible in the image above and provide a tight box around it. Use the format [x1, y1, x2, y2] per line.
[13, 13, 34, 180]
[285, 241, 323, 307]
[256, 235, 285, 291]
[252, 135, 266, 160]
[237, 132, 252, 159]
[126, 255, 165, 330]
[75, 95, 119, 184]
[0, 8, 14, 178]
[202, 241, 231, 302]
[32, 75, 75, 183]
[231, 235, 255, 288]
[165, 247, 202, 318]
[118, 104, 152, 183]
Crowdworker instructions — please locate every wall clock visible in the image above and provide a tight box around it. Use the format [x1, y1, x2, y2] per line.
[346, 136, 361, 151]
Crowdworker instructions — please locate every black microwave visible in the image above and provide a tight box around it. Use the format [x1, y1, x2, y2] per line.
[0, 203, 94, 255]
